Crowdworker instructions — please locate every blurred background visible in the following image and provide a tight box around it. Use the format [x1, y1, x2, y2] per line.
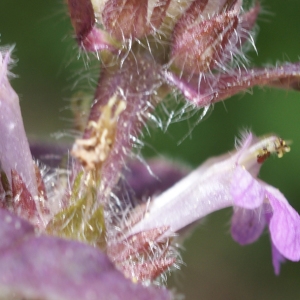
[0, 1, 299, 299]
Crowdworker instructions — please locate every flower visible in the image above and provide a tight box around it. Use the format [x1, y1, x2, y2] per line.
[66, 0, 300, 112]
[0, 208, 171, 300]
[64, 0, 300, 237]
[0, 48, 171, 300]
[1, 0, 300, 297]
[125, 132, 300, 274]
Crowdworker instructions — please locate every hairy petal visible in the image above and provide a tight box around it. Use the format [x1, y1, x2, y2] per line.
[220, 1, 260, 65]
[218, 0, 242, 12]
[199, 0, 240, 18]
[172, 0, 209, 36]
[0, 209, 171, 300]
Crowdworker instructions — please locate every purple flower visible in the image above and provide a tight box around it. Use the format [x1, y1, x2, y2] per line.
[125, 132, 300, 274]
[0, 49, 171, 300]
[1, 0, 300, 297]
[64, 1, 300, 249]
[0, 208, 171, 300]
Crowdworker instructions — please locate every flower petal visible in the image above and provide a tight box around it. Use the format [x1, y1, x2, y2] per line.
[0, 50, 37, 199]
[127, 155, 235, 238]
[0, 209, 35, 251]
[271, 241, 286, 275]
[231, 206, 266, 245]
[265, 185, 300, 262]
[127, 132, 283, 239]
[0, 209, 171, 300]
[231, 165, 265, 209]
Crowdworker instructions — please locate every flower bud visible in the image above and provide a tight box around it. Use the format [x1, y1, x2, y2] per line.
[101, 0, 171, 40]
[171, 9, 238, 73]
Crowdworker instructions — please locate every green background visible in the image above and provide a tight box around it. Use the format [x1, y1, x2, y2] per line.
[0, 1, 299, 299]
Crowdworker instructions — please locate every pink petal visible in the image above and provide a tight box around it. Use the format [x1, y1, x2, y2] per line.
[271, 241, 286, 275]
[265, 185, 300, 262]
[231, 165, 265, 209]
[231, 206, 266, 245]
